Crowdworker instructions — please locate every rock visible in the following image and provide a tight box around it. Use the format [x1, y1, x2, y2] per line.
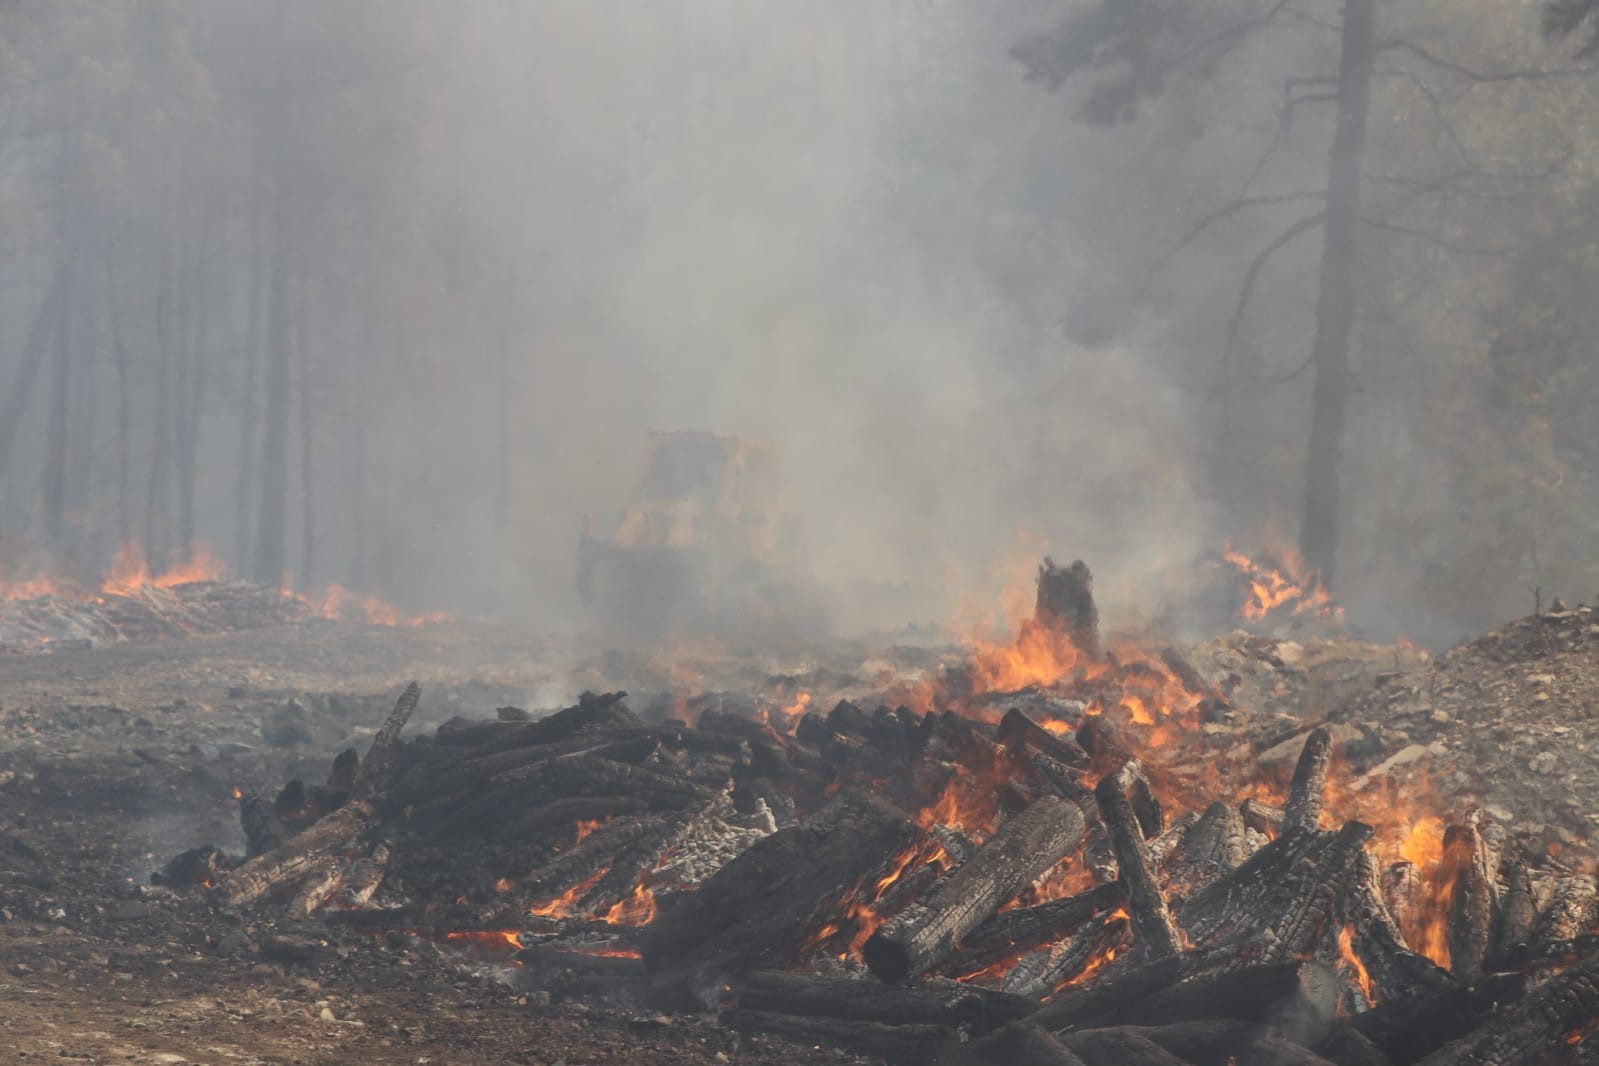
[262, 699, 315, 747]
[1529, 751, 1559, 775]
[260, 935, 320, 965]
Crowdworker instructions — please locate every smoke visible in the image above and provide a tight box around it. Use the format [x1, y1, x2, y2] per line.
[418, 0, 1222, 633]
[13, 0, 1579, 648]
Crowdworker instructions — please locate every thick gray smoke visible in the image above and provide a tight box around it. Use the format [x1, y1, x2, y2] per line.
[5, 0, 1593, 647]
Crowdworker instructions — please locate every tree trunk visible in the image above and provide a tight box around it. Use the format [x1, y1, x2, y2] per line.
[1298, 0, 1373, 584]
[41, 258, 71, 547]
[348, 315, 373, 588]
[104, 241, 131, 544]
[236, 183, 263, 574]
[176, 222, 212, 563]
[145, 198, 175, 564]
[0, 270, 65, 483]
[253, 179, 291, 586]
[295, 260, 315, 586]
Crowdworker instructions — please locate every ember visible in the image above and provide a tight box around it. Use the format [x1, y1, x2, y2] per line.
[154, 561, 1599, 1065]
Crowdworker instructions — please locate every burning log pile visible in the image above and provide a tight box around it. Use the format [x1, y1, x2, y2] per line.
[156, 560, 1599, 1065]
[0, 546, 445, 652]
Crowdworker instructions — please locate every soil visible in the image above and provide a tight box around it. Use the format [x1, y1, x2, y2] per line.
[3, 607, 1595, 1064]
[0, 624, 865, 1065]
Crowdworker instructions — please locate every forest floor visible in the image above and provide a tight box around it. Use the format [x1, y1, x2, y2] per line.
[1, 610, 1596, 1064]
[0, 625, 867, 1065]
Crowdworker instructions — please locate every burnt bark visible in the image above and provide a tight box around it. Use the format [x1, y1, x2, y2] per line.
[642, 790, 924, 1007]
[1094, 760, 1182, 958]
[1416, 945, 1599, 1065]
[1034, 558, 1099, 655]
[219, 683, 417, 906]
[864, 794, 1087, 983]
[1299, 0, 1373, 581]
[941, 882, 1126, 976]
[1283, 727, 1334, 834]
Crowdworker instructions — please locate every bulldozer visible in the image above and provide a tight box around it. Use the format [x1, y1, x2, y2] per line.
[578, 431, 825, 640]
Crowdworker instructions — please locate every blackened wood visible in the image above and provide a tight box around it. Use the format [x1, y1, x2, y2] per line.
[961, 1021, 1091, 1066]
[1282, 727, 1333, 834]
[1148, 812, 1200, 867]
[1171, 802, 1248, 891]
[1236, 1037, 1339, 1065]
[1094, 760, 1182, 958]
[921, 978, 1039, 1028]
[1005, 912, 1132, 998]
[864, 794, 1087, 983]
[1443, 821, 1497, 981]
[737, 970, 990, 1031]
[1352, 983, 1502, 1063]
[285, 857, 342, 917]
[1058, 1028, 1194, 1065]
[1345, 849, 1457, 1004]
[1029, 953, 1193, 1033]
[1493, 859, 1538, 964]
[1532, 875, 1598, 944]
[1263, 821, 1373, 964]
[337, 838, 389, 907]
[350, 681, 420, 803]
[1240, 798, 1284, 836]
[720, 1009, 957, 1065]
[940, 882, 1126, 976]
[1179, 827, 1334, 945]
[1034, 557, 1099, 656]
[221, 683, 418, 906]
[1318, 1028, 1395, 1066]
[490, 691, 639, 753]
[1000, 709, 1090, 769]
[641, 790, 923, 1006]
[1415, 945, 1599, 1065]
[521, 815, 660, 904]
[1159, 646, 1213, 700]
[1070, 1021, 1272, 1066]
[1123, 961, 1340, 1043]
[240, 793, 287, 858]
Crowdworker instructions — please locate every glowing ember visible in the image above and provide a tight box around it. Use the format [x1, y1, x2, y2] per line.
[296, 583, 452, 627]
[1220, 528, 1340, 623]
[603, 881, 659, 926]
[531, 868, 608, 919]
[442, 929, 524, 952]
[1337, 924, 1376, 1005]
[102, 542, 227, 596]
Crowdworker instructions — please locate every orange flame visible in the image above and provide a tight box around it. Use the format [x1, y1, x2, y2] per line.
[1220, 529, 1341, 623]
[603, 881, 658, 926]
[1337, 924, 1376, 1004]
[295, 583, 452, 627]
[530, 867, 608, 919]
[442, 929, 523, 952]
[102, 542, 227, 596]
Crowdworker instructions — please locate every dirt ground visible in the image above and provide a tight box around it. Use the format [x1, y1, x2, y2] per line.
[4, 610, 1597, 1064]
[0, 624, 860, 1065]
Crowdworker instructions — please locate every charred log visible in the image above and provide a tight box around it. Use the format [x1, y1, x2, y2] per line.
[864, 794, 1087, 983]
[940, 882, 1126, 977]
[1094, 760, 1182, 958]
[1283, 727, 1333, 834]
[1034, 558, 1099, 657]
[1415, 945, 1599, 1065]
[642, 790, 924, 1007]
